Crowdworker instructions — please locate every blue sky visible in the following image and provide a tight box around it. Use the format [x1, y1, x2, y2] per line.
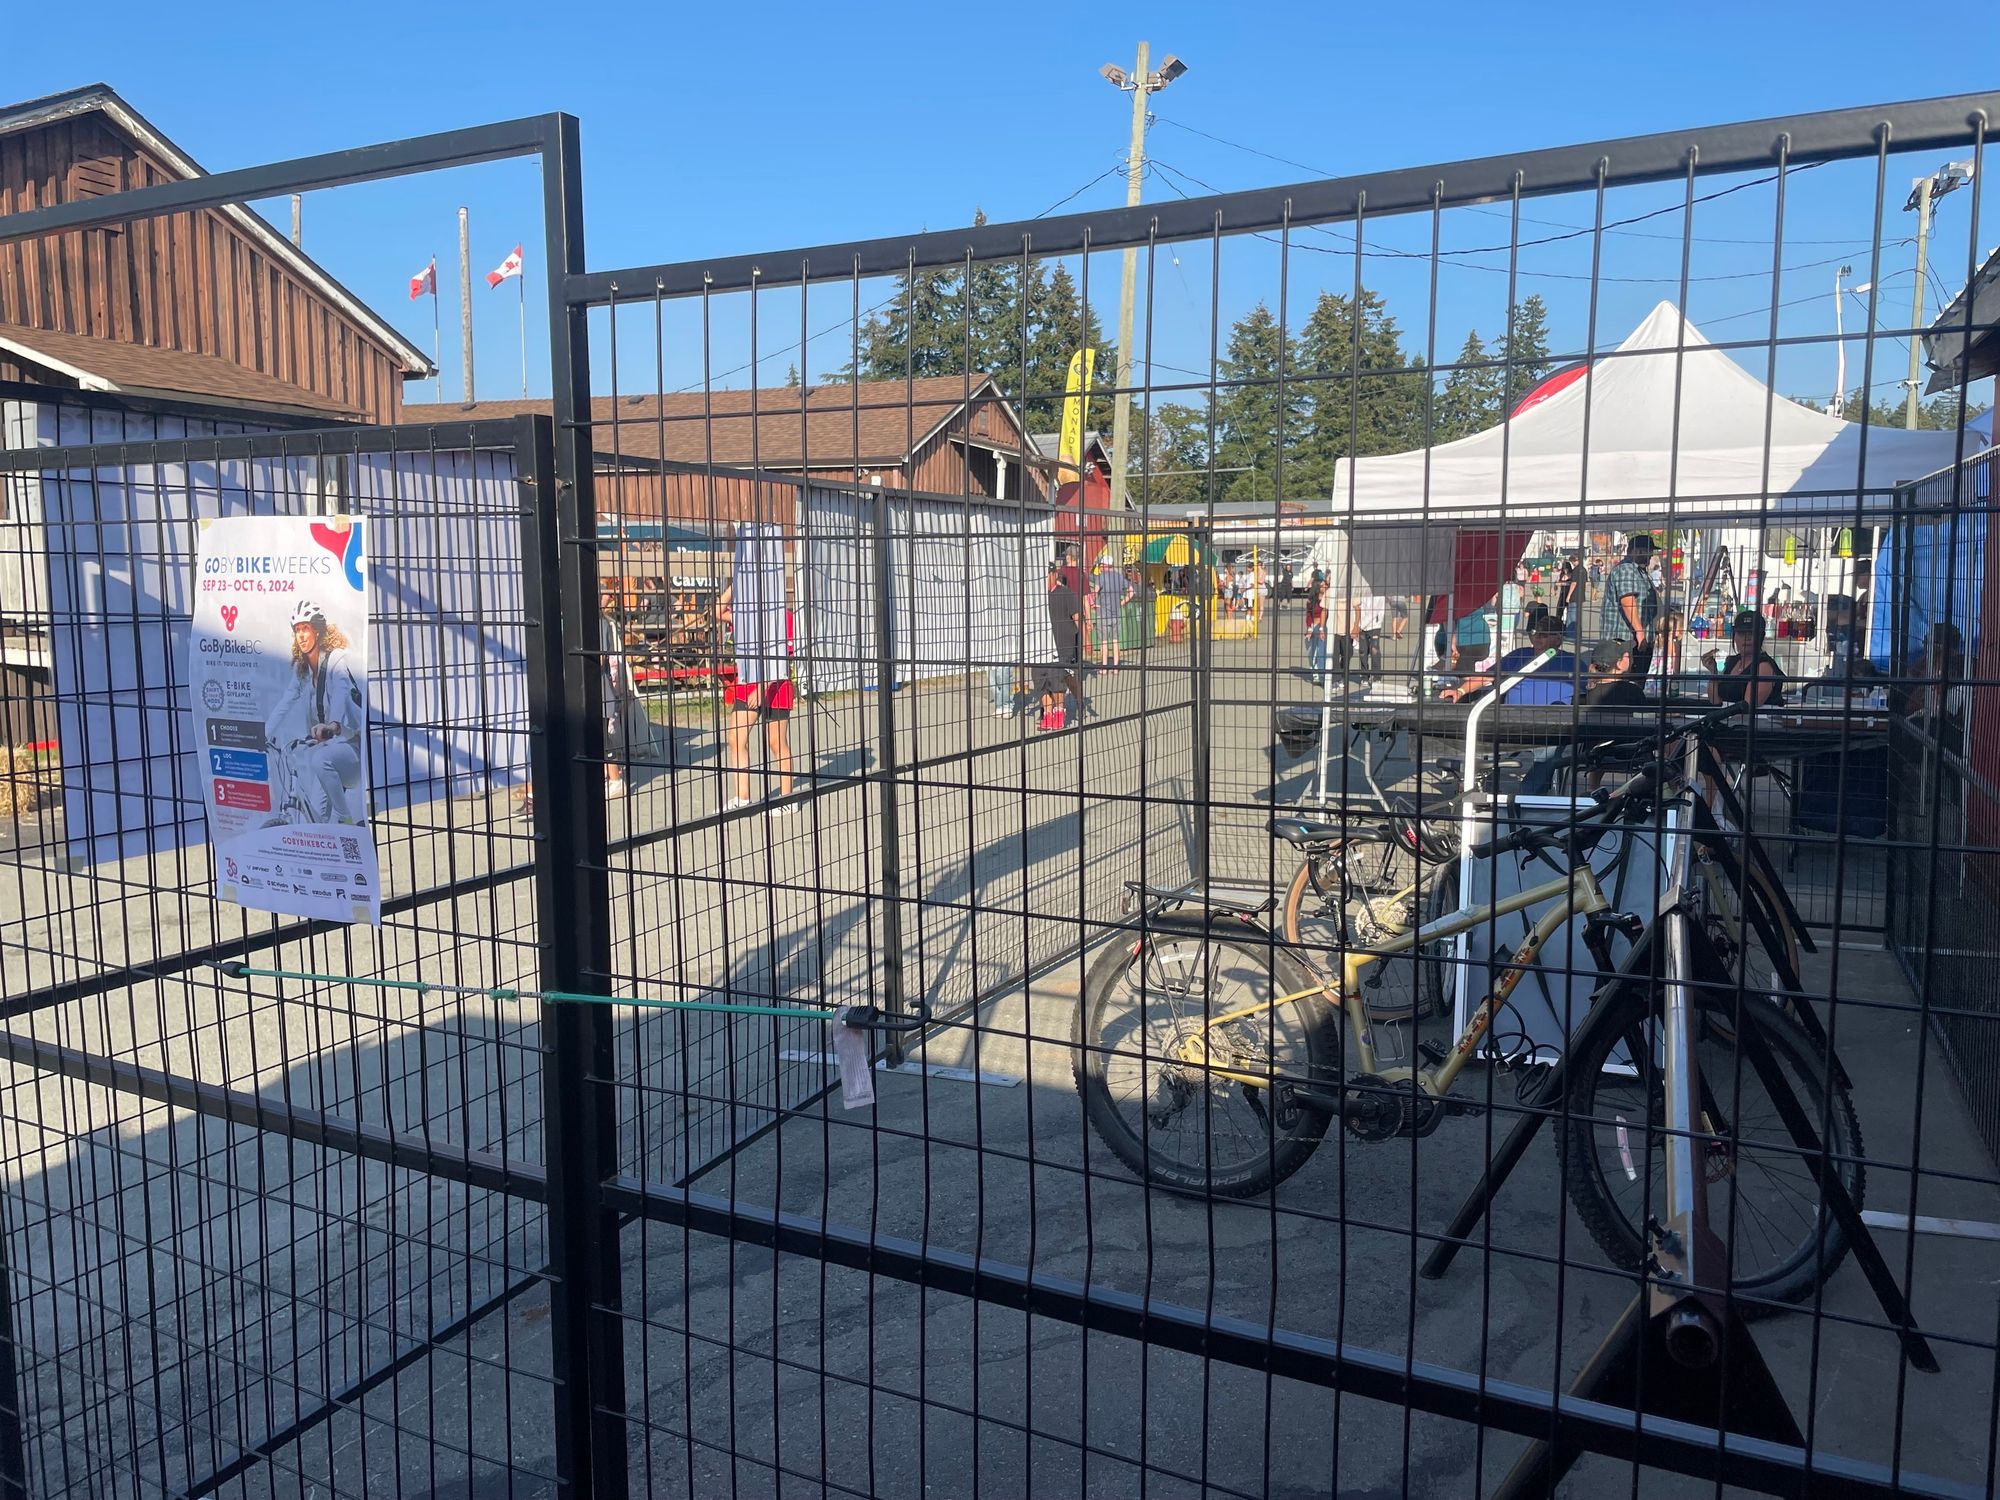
[9, 1, 1996, 409]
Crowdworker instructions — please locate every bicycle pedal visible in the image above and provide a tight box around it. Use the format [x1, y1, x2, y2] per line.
[1417, 1040, 1448, 1067]
[1443, 1097, 1484, 1119]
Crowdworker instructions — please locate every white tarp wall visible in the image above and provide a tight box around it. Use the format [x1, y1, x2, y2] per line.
[24, 401, 530, 865]
[799, 483, 1055, 693]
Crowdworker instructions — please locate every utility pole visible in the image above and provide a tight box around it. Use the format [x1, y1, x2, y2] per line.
[1101, 46, 1188, 512]
[1830, 265, 1849, 417]
[1901, 159, 1975, 430]
[289, 195, 301, 247]
[1906, 177, 1931, 431]
[458, 207, 475, 404]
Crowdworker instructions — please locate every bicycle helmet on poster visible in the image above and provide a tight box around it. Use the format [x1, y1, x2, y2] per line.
[290, 599, 328, 628]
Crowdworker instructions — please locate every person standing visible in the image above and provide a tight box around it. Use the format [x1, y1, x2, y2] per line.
[718, 523, 797, 813]
[1304, 579, 1329, 685]
[1092, 550, 1134, 672]
[1038, 562, 1084, 731]
[1599, 533, 1661, 678]
[1354, 592, 1386, 679]
[1555, 550, 1583, 628]
[598, 590, 636, 799]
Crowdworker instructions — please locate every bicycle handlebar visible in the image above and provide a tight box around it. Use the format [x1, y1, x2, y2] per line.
[1468, 762, 1663, 860]
[1466, 702, 1745, 861]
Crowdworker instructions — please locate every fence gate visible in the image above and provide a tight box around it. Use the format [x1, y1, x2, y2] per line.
[0, 93, 1996, 1500]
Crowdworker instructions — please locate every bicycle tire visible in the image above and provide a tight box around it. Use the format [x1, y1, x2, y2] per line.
[1075, 919, 1340, 1198]
[1281, 838, 1454, 1022]
[1558, 983, 1860, 1311]
[1692, 841, 1799, 999]
[1416, 863, 1461, 1019]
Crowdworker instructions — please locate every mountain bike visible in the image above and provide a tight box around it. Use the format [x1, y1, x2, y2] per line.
[1074, 716, 1861, 1308]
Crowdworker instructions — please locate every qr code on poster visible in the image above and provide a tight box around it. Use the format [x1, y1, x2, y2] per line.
[340, 837, 362, 860]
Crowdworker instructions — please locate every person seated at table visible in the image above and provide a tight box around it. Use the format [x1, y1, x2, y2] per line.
[1440, 609, 1578, 704]
[1890, 622, 1964, 723]
[1704, 610, 1786, 709]
[1580, 636, 1648, 709]
[1811, 624, 1881, 701]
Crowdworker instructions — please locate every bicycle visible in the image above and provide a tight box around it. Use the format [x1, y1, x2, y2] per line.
[1273, 813, 1459, 1023]
[258, 736, 321, 829]
[1270, 739, 1475, 1024]
[1074, 712, 1861, 1308]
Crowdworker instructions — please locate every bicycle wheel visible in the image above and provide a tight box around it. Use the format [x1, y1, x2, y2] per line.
[1415, 862, 1462, 1019]
[1075, 920, 1340, 1197]
[1559, 982, 1860, 1310]
[1692, 839, 1800, 999]
[1281, 837, 1455, 1022]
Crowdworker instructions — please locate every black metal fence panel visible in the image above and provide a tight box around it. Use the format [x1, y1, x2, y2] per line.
[0, 91, 1992, 1500]
[0, 417, 558, 1498]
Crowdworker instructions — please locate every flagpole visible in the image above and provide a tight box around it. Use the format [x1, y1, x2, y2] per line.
[431, 256, 441, 403]
[518, 263, 528, 398]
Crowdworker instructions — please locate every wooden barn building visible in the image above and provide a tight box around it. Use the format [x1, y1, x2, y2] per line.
[428, 374, 1058, 531]
[0, 83, 431, 423]
[0, 83, 433, 748]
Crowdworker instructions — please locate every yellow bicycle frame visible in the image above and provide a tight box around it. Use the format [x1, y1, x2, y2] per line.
[1186, 863, 1611, 1099]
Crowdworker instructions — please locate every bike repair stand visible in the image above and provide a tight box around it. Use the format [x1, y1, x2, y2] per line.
[1479, 879, 1937, 1496]
[1424, 880, 1936, 1500]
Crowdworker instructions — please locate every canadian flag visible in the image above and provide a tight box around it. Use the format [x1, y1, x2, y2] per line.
[486, 245, 524, 288]
[408, 258, 436, 300]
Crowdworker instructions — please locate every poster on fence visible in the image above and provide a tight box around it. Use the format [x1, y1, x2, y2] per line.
[189, 515, 380, 924]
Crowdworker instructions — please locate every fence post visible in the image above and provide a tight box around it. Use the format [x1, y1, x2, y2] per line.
[1190, 522, 1214, 888]
[870, 483, 910, 1066]
[0, 1192, 26, 1500]
[528, 107, 630, 1500]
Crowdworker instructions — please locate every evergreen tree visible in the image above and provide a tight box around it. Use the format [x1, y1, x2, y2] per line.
[1210, 302, 1303, 504]
[848, 254, 969, 381]
[1498, 294, 1554, 413]
[825, 217, 1121, 456]
[1838, 385, 1988, 432]
[1126, 401, 1212, 510]
[1435, 329, 1503, 441]
[783, 362, 800, 389]
[1021, 260, 1116, 434]
[1294, 288, 1425, 497]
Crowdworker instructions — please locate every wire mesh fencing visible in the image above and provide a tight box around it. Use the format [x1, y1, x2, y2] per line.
[0, 412, 557, 1499]
[0, 90, 1994, 1500]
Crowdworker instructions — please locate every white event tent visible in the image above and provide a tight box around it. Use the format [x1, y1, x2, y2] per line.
[1330, 300, 1972, 525]
[1317, 301, 1977, 611]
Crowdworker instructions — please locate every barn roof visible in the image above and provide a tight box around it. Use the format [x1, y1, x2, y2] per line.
[425, 375, 1031, 470]
[0, 323, 367, 419]
[0, 83, 432, 378]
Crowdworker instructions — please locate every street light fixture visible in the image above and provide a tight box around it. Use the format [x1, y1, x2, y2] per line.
[1903, 160, 1975, 213]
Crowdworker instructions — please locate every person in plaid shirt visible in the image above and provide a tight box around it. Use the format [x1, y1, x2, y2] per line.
[1598, 533, 1660, 677]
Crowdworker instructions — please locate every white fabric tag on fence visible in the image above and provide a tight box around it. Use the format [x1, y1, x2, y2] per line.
[831, 1010, 876, 1110]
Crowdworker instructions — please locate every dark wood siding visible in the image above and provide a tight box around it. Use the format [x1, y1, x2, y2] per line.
[0, 111, 408, 422]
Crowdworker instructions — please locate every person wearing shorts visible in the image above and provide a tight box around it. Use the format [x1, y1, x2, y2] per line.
[724, 676, 794, 810]
[718, 585, 796, 813]
[1091, 552, 1133, 671]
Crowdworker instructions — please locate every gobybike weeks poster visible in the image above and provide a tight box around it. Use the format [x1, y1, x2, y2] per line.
[190, 516, 380, 924]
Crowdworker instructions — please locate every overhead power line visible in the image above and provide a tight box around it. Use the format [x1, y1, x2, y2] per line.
[1146, 157, 1865, 286]
[1150, 114, 1881, 249]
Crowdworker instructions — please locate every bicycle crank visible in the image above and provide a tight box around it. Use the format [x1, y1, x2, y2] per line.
[1340, 1072, 1447, 1141]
